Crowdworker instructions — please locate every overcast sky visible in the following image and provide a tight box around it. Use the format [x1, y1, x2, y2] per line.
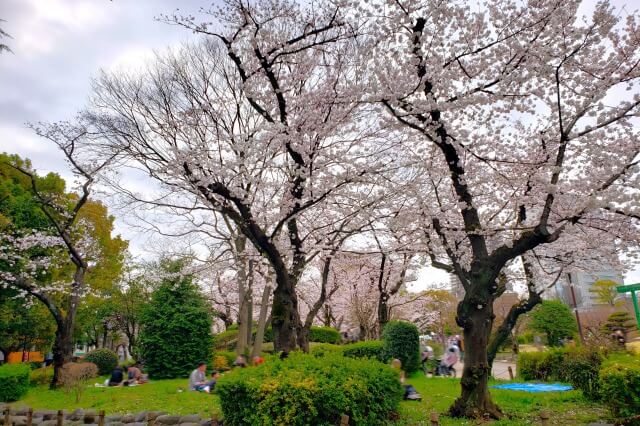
[1, 0, 639, 287]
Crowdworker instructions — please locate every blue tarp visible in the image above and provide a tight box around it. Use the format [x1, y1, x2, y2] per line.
[491, 383, 573, 392]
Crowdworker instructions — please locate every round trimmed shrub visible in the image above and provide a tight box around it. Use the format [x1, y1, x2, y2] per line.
[342, 340, 386, 363]
[216, 352, 403, 426]
[84, 348, 118, 376]
[0, 363, 30, 401]
[138, 264, 213, 379]
[600, 362, 640, 417]
[382, 321, 420, 373]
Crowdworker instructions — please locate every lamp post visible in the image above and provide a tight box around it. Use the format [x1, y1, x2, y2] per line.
[567, 273, 585, 344]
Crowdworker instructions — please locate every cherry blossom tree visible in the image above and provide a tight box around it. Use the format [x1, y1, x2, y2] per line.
[0, 124, 119, 388]
[84, 1, 393, 353]
[365, 0, 640, 417]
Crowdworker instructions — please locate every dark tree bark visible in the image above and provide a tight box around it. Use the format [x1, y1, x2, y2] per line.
[449, 274, 502, 418]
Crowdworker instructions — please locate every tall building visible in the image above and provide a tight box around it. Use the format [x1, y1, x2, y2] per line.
[551, 268, 624, 308]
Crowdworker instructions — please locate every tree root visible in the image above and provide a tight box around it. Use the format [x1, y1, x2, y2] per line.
[448, 396, 504, 420]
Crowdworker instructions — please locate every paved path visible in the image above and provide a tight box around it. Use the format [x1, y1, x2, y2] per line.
[452, 360, 516, 380]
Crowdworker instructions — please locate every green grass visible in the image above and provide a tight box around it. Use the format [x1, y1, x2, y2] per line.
[397, 373, 609, 425]
[11, 373, 609, 424]
[11, 377, 221, 416]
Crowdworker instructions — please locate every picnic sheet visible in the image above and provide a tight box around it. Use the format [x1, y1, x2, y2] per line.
[491, 383, 573, 392]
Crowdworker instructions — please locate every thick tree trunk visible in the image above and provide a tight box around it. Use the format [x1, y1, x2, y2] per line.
[50, 268, 83, 389]
[272, 268, 304, 353]
[50, 313, 75, 389]
[449, 294, 502, 419]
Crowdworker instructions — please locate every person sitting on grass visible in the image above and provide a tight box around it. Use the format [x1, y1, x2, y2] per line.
[125, 364, 141, 384]
[233, 355, 248, 368]
[390, 358, 421, 401]
[108, 366, 124, 387]
[189, 362, 216, 393]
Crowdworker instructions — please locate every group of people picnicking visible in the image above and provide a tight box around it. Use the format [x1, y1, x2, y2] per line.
[105, 338, 463, 394]
[107, 364, 148, 387]
[188, 355, 265, 393]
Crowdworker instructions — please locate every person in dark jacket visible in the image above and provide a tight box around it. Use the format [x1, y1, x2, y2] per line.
[108, 366, 124, 386]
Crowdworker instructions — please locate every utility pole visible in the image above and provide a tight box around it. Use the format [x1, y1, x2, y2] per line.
[567, 273, 585, 344]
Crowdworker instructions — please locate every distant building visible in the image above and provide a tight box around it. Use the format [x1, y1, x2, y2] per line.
[449, 274, 465, 299]
[550, 268, 624, 309]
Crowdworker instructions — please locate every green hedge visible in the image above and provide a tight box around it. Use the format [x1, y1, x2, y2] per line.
[382, 321, 420, 373]
[216, 352, 403, 426]
[216, 326, 341, 351]
[518, 347, 603, 399]
[0, 363, 30, 401]
[309, 343, 343, 358]
[342, 341, 387, 363]
[309, 326, 341, 344]
[599, 362, 640, 418]
[84, 349, 119, 376]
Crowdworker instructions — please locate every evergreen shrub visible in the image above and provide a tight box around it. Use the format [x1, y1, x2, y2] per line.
[342, 340, 387, 363]
[382, 321, 420, 373]
[84, 348, 118, 376]
[0, 363, 30, 401]
[599, 362, 640, 418]
[518, 347, 603, 399]
[138, 263, 213, 379]
[309, 326, 341, 344]
[216, 352, 403, 426]
[309, 343, 343, 358]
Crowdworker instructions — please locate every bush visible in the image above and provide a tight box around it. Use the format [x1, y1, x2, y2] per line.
[84, 348, 118, 376]
[0, 363, 30, 401]
[213, 351, 236, 371]
[599, 362, 640, 418]
[309, 326, 341, 344]
[60, 362, 99, 403]
[309, 343, 343, 358]
[530, 301, 578, 347]
[517, 332, 534, 344]
[342, 341, 387, 363]
[216, 352, 403, 426]
[138, 262, 214, 379]
[382, 321, 420, 373]
[518, 347, 603, 399]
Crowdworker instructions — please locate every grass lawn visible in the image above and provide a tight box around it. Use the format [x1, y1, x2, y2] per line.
[398, 374, 609, 425]
[12, 378, 221, 417]
[12, 374, 609, 425]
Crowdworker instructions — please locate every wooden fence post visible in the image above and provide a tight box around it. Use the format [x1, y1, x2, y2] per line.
[340, 414, 349, 426]
[146, 412, 156, 426]
[507, 366, 514, 380]
[539, 410, 550, 425]
[98, 410, 105, 426]
[27, 408, 33, 426]
[56, 410, 63, 426]
[430, 412, 439, 426]
[3, 407, 10, 426]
